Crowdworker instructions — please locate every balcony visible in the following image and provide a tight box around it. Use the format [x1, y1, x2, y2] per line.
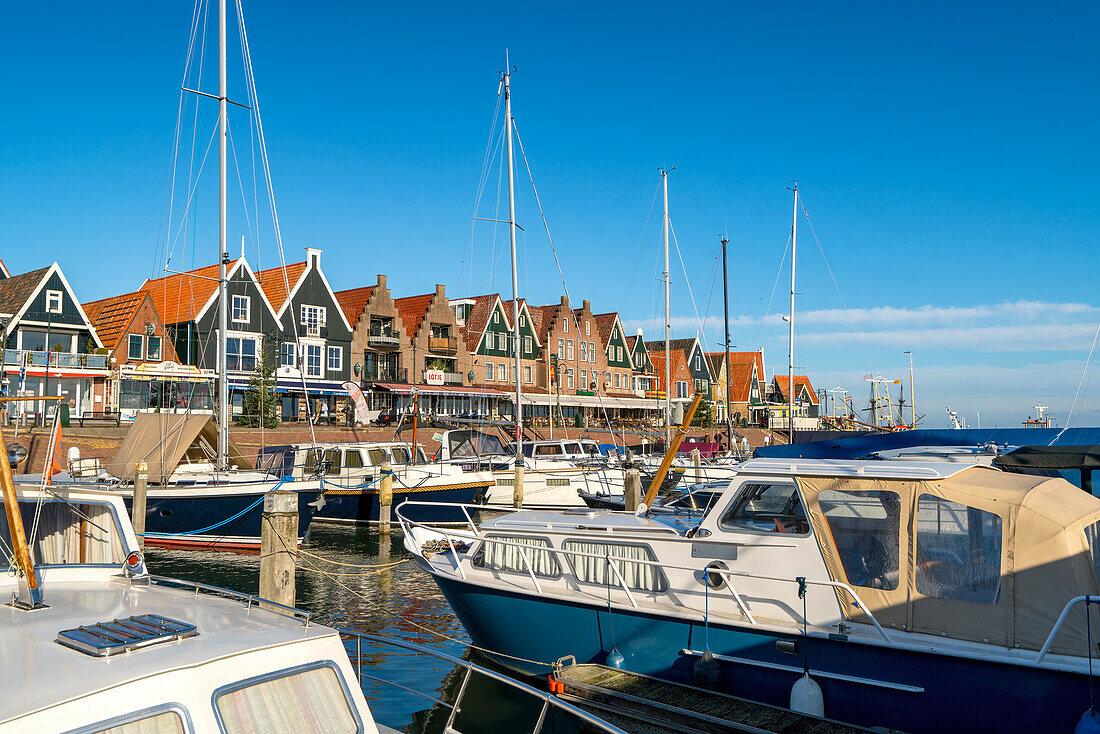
[428, 336, 458, 355]
[3, 349, 108, 371]
[298, 324, 328, 339]
[442, 372, 464, 385]
[364, 366, 407, 384]
[367, 330, 401, 349]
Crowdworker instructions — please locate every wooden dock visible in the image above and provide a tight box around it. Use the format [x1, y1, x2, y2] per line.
[549, 663, 878, 734]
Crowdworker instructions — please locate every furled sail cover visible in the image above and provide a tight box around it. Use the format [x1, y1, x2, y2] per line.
[107, 413, 253, 482]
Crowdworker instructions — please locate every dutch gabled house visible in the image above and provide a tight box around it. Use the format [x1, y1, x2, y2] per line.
[83, 290, 214, 420]
[594, 312, 635, 396]
[335, 274, 408, 413]
[0, 263, 109, 422]
[769, 374, 821, 429]
[255, 248, 353, 421]
[646, 336, 714, 418]
[140, 256, 281, 420]
[705, 350, 766, 427]
[626, 331, 657, 396]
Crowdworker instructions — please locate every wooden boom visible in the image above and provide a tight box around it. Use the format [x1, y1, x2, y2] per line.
[641, 392, 704, 511]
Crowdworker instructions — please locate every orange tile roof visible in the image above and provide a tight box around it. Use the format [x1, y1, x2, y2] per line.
[593, 312, 619, 348]
[705, 351, 766, 403]
[140, 259, 240, 325]
[773, 374, 819, 405]
[83, 291, 147, 351]
[648, 350, 690, 393]
[458, 294, 498, 352]
[334, 285, 375, 326]
[393, 292, 435, 340]
[255, 261, 307, 312]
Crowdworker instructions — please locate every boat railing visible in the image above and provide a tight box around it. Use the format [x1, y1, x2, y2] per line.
[339, 630, 628, 734]
[398, 502, 889, 640]
[148, 576, 312, 626]
[1036, 595, 1100, 663]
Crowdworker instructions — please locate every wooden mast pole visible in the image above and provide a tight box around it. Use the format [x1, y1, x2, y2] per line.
[0, 421, 43, 607]
[641, 391, 703, 512]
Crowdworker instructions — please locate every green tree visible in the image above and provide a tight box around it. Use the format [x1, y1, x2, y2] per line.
[692, 394, 714, 428]
[240, 336, 278, 428]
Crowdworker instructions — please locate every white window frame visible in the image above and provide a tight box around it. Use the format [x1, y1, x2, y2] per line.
[585, 321, 590, 336]
[589, 341, 596, 363]
[493, 310, 500, 325]
[523, 336, 532, 355]
[305, 343, 323, 377]
[558, 338, 564, 359]
[499, 362, 508, 382]
[301, 305, 326, 336]
[231, 294, 250, 323]
[580, 369, 587, 388]
[563, 318, 568, 333]
[281, 342, 297, 368]
[524, 365, 532, 384]
[579, 341, 587, 362]
[567, 339, 574, 360]
[566, 368, 574, 390]
[45, 290, 63, 314]
[146, 336, 162, 361]
[486, 362, 495, 381]
[128, 334, 144, 360]
[327, 345, 343, 372]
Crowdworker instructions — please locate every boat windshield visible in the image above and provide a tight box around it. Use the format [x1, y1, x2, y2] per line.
[1, 499, 126, 566]
[449, 431, 508, 458]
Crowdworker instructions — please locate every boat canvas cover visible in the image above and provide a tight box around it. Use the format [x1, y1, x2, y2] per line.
[994, 444, 1100, 471]
[108, 413, 253, 481]
[798, 466, 1100, 655]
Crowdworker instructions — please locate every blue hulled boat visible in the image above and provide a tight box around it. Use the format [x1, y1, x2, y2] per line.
[401, 457, 1100, 733]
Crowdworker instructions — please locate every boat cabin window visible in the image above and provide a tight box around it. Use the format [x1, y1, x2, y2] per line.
[562, 540, 667, 592]
[215, 664, 359, 734]
[304, 448, 323, 475]
[819, 489, 902, 591]
[367, 449, 387, 466]
[472, 534, 561, 578]
[77, 708, 186, 734]
[391, 447, 412, 464]
[534, 444, 563, 456]
[344, 450, 364, 468]
[1, 500, 125, 566]
[323, 449, 342, 475]
[582, 442, 599, 455]
[450, 431, 508, 458]
[564, 443, 582, 455]
[915, 495, 1002, 605]
[719, 482, 809, 535]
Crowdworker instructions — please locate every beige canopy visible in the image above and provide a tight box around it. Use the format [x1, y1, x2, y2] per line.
[107, 413, 253, 483]
[799, 466, 1100, 656]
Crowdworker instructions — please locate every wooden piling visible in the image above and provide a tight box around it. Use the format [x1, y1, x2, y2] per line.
[259, 490, 297, 610]
[379, 461, 393, 534]
[691, 448, 702, 484]
[513, 463, 525, 509]
[624, 469, 642, 512]
[133, 461, 148, 550]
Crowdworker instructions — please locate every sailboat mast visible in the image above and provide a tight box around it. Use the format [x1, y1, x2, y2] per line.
[662, 169, 671, 447]
[788, 184, 797, 445]
[216, 0, 229, 470]
[907, 350, 916, 427]
[504, 58, 522, 464]
[721, 236, 732, 448]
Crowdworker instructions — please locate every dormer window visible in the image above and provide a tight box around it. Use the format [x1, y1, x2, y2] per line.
[45, 290, 62, 314]
[231, 295, 250, 323]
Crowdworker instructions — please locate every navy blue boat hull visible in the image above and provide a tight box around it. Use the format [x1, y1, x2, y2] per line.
[428, 570, 1090, 734]
[315, 482, 489, 525]
[121, 486, 318, 552]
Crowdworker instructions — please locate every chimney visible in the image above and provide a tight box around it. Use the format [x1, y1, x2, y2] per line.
[582, 299, 591, 311]
[560, 295, 569, 309]
[637, 327, 643, 337]
[435, 284, 446, 299]
[305, 247, 322, 269]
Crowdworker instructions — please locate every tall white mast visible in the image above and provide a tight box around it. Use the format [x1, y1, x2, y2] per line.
[504, 55, 523, 467]
[906, 350, 916, 427]
[788, 183, 797, 444]
[216, 0, 229, 470]
[662, 169, 671, 447]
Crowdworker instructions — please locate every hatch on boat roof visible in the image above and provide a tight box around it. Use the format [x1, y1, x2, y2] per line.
[737, 458, 973, 480]
[56, 614, 198, 657]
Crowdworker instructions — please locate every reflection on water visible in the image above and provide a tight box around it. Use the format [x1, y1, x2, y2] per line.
[144, 523, 580, 733]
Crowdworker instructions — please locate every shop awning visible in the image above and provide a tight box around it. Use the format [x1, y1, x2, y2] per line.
[225, 376, 347, 396]
[517, 393, 661, 410]
[372, 382, 508, 398]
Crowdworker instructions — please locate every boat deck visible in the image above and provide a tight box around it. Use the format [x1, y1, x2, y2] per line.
[552, 663, 877, 734]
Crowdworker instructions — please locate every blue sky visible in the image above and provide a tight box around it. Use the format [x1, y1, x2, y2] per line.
[2, 1, 1098, 427]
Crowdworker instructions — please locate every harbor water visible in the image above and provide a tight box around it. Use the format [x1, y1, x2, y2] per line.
[144, 523, 584, 733]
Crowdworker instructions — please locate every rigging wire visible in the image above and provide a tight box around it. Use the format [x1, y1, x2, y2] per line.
[465, 96, 506, 296]
[1058, 322, 1100, 437]
[619, 180, 663, 314]
[756, 231, 791, 349]
[668, 219, 714, 353]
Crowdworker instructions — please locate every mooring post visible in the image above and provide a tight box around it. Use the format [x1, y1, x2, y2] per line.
[259, 490, 297, 610]
[624, 468, 642, 512]
[691, 448, 702, 484]
[513, 463, 524, 509]
[379, 461, 392, 534]
[133, 460, 148, 550]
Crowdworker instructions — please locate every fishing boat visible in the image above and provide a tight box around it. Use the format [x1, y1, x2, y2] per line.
[257, 441, 495, 525]
[400, 455, 1100, 733]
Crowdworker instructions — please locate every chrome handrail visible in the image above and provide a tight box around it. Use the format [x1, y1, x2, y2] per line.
[149, 576, 312, 627]
[340, 630, 628, 734]
[1036, 595, 1098, 662]
[400, 504, 890, 640]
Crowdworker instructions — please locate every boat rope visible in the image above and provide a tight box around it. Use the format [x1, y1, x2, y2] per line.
[799, 197, 876, 376]
[272, 532, 557, 668]
[1058, 322, 1100, 440]
[142, 478, 288, 538]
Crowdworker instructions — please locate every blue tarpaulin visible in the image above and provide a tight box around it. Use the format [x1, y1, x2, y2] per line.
[754, 428, 1100, 460]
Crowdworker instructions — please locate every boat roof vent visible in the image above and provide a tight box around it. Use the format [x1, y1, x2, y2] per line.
[56, 614, 198, 657]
